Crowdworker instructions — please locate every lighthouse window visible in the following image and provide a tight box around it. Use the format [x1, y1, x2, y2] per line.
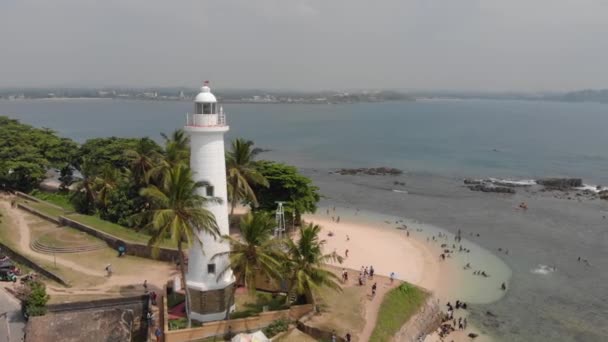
[202, 103, 212, 114]
[195, 103, 202, 114]
[207, 264, 216, 274]
[206, 185, 215, 197]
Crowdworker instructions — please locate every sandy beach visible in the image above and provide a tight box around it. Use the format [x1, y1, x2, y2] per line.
[304, 209, 505, 342]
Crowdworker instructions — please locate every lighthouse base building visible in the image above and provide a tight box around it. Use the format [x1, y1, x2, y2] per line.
[184, 82, 235, 322]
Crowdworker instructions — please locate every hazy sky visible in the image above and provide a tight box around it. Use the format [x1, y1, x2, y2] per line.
[1, 0, 607, 91]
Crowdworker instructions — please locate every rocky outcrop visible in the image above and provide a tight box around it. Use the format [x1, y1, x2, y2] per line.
[600, 190, 608, 200]
[393, 296, 442, 341]
[334, 167, 403, 176]
[467, 184, 516, 194]
[536, 178, 582, 189]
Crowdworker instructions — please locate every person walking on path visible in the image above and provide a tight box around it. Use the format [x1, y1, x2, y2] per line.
[143, 280, 148, 293]
[371, 283, 377, 299]
[390, 272, 395, 283]
[105, 264, 112, 277]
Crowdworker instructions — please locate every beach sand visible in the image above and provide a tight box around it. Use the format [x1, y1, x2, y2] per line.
[305, 211, 500, 342]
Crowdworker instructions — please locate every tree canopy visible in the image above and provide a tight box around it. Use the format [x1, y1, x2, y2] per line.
[250, 160, 320, 222]
[0, 116, 78, 191]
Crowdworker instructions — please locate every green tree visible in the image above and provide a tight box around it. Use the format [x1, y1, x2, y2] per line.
[76, 137, 144, 173]
[148, 129, 190, 184]
[284, 223, 342, 305]
[139, 164, 220, 328]
[226, 139, 268, 215]
[70, 159, 98, 214]
[214, 212, 283, 294]
[251, 161, 320, 224]
[125, 137, 162, 186]
[24, 280, 50, 317]
[0, 116, 78, 191]
[95, 164, 123, 210]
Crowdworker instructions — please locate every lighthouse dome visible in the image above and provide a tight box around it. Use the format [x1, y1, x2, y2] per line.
[194, 83, 217, 103]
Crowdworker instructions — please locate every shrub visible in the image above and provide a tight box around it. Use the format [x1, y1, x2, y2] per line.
[23, 280, 50, 317]
[262, 318, 290, 337]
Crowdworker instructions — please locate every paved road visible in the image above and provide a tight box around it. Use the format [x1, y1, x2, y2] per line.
[0, 286, 24, 342]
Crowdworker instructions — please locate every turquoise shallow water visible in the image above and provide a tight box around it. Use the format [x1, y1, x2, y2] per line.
[1, 98, 608, 183]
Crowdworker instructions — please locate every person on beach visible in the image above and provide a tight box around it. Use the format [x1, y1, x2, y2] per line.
[369, 266, 374, 278]
[364, 267, 369, 277]
[345, 332, 352, 342]
[390, 272, 395, 283]
[346, 234, 350, 241]
[371, 282, 377, 298]
[143, 280, 148, 293]
[337, 216, 340, 223]
[345, 249, 349, 258]
[501, 282, 506, 291]
[105, 264, 112, 277]
[406, 231, 410, 237]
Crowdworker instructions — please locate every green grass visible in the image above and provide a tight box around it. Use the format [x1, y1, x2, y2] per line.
[369, 283, 428, 342]
[29, 190, 74, 211]
[65, 213, 175, 247]
[23, 200, 66, 218]
[16, 195, 175, 249]
[0, 206, 18, 249]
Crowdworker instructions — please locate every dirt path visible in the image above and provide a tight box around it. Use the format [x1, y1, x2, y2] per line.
[358, 278, 399, 341]
[0, 199, 176, 295]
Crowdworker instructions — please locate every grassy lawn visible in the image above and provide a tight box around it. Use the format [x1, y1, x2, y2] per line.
[0, 206, 20, 249]
[230, 291, 289, 319]
[64, 213, 175, 248]
[308, 282, 366, 339]
[20, 199, 67, 218]
[29, 190, 74, 211]
[369, 283, 428, 342]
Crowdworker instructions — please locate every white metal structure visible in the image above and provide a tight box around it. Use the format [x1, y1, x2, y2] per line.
[184, 81, 235, 322]
[274, 201, 287, 238]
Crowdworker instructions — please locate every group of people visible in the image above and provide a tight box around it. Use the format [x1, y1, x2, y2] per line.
[438, 300, 469, 338]
[355, 265, 375, 286]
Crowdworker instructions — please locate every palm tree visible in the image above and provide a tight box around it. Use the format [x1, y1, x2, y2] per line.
[284, 223, 343, 305]
[226, 139, 268, 215]
[125, 137, 161, 186]
[161, 129, 190, 166]
[95, 165, 122, 209]
[70, 159, 98, 214]
[139, 164, 220, 328]
[213, 212, 284, 295]
[148, 129, 190, 184]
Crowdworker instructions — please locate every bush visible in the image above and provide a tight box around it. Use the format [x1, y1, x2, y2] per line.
[262, 318, 290, 337]
[23, 280, 50, 317]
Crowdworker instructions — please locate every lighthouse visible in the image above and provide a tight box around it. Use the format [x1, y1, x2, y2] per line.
[184, 81, 235, 322]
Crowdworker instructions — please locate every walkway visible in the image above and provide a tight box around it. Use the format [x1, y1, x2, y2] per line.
[358, 277, 399, 341]
[0, 286, 25, 342]
[0, 199, 177, 296]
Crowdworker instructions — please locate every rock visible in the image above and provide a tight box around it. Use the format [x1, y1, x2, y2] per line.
[536, 178, 582, 189]
[599, 190, 608, 200]
[464, 178, 483, 185]
[334, 167, 403, 176]
[467, 184, 516, 194]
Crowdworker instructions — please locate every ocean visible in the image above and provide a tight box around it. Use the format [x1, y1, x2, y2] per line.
[2, 98, 608, 341]
[1, 98, 607, 184]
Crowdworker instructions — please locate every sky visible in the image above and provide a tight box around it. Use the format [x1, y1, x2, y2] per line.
[1, 0, 607, 91]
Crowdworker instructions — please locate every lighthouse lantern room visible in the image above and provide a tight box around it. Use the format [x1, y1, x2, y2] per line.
[184, 81, 235, 322]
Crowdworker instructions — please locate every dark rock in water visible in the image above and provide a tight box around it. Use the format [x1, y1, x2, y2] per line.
[536, 178, 582, 189]
[464, 178, 483, 185]
[334, 167, 403, 176]
[468, 184, 516, 194]
[599, 190, 608, 200]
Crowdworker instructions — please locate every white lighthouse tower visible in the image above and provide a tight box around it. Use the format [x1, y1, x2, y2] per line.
[184, 81, 235, 322]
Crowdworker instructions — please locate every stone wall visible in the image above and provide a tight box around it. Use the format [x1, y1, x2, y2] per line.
[393, 296, 443, 342]
[25, 295, 150, 342]
[160, 291, 313, 342]
[58, 216, 180, 262]
[0, 241, 68, 286]
[189, 285, 233, 315]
